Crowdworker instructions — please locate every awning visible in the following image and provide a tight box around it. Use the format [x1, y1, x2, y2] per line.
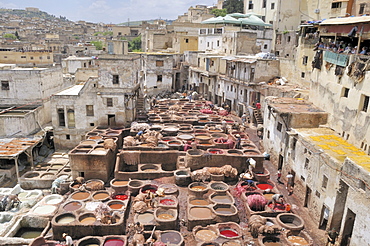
[320, 16, 370, 25]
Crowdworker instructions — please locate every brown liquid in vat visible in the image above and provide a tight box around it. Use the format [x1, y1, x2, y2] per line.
[190, 207, 212, 218]
[72, 192, 89, 200]
[93, 192, 109, 200]
[190, 199, 209, 205]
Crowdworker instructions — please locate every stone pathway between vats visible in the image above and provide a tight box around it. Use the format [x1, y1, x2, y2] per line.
[243, 124, 328, 246]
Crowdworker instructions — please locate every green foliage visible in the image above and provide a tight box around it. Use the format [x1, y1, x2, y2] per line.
[211, 8, 227, 17]
[223, 0, 244, 14]
[93, 31, 113, 36]
[3, 33, 17, 40]
[91, 41, 104, 50]
[128, 36, 141, 52]
[14, 31, 19, 39]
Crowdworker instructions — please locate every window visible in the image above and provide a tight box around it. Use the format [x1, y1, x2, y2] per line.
[305, 158, 309, 169]
[39, 56, 42, 60]
[250, 67, 255, 81]
[67, 109, 75, 128]
[248, 1, 253, 9]
[217, 40, 220, 46]
[303, 56, 308, 65]
[342, 88, 349, 98]
[185, 39, 189, 43]
[107, 98, 113, 107]
[315, 190, 321, 198]
[322, 175, 328, 189]
[156, 60, 164, 67]
[361, 95, 369, 112]
[113, 75, 119, 84]
[118, 32, 122, 35]
[359, 4, 366, 15]
[358, 180, 366, 191]
[90, 123, 95, 126]
[277, 122, 282, 132]
[301, 72, 305, 78]
[271, 2, 275, 9]
[58, 109, 65, 127]
[30, 56, 33, 60]
[1, 81, 9, 90]
[47, 56, 50, 59]
[267, 130, 270, 139]
[262, 0, 266, 8]
[157, 75, 163, 82]
[287, 36, 291, 42]
[3, 56, 7, 58]
[332, 2, 341, 8]
[66, 135, 70, 140]
[207, 42, 210, 47]
[263, 44, 268, 49]
[86, 105, 94, 116]
[21, 56, 26, 58]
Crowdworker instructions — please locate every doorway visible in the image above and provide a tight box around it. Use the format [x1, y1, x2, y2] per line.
[278, 155, 284, 170]
[340, 209, 355, 246]
[108, 114, 116, 126]
[304, 186, 312, 207]
[319, 205, 329, 230]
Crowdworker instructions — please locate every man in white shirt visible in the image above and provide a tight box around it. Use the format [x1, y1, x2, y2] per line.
[63, 233, 73, 246]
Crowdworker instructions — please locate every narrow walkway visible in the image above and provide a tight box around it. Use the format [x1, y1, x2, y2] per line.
[243, 125, 327, 246]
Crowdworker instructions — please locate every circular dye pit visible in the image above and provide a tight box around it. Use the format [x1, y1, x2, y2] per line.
[56, 214, 75, 224]
[220, 229, 239, 238]
[93, 192, 110, 200]
[79, 237, 101, 246]
[214, 207, 234, 215]
[63, 201, 82, 211]
[211, 195, 232, 204]
[287, 236, 309, 245]
[210, 182, 229, 192]
[137, 212, 154, 223]
[222, 241, 241, 246]
[208, 149, 224, 155]
[40, 173, 55, 179]
[112, 180, 129, 186]
[157, 213, 174, 220]
[104, 239, 125, 246]
[79, 215, 96, 225]
[71, 191, 90, 200]
[141, 164, 159, 172]
[113, 194, 128, 201]
[190, 199, 209, 206]
[190, 185, 207, 191]
[189, 207, 212, 218]
[227, 150, 243, 156]
[161, 231, 182, 245]
[160, 198, 176, 206]
[257, 184, 273, 190]
[45, 195, 63, 205]
[109, 202, 124, 210]
[195, 229, 218, 241]
[34, 205, 56, 215]
[263, 237, 282, 246]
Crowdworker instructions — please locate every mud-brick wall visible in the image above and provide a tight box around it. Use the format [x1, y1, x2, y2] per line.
[69, 150, 116, 182]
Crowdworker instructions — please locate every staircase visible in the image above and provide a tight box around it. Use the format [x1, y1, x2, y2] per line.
[253, 108, 263, 125]
[136, 95, 148, 122]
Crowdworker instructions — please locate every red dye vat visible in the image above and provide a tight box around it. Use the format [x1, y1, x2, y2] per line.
[268, 203, 286, 211]
[160, 199, 175, 205]
[257, 184, 273, 190]
[209, 150, 222, 154]
[104, 239, 124, 246]
[142, 188, 157, 193]
[220, 229, 239, 237]
[113, 194, 128, 201]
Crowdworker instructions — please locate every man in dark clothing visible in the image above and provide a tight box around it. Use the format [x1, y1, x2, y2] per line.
[326, 228, 338, 246]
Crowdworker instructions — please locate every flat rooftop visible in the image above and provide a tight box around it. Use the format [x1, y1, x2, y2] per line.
[269, 98, 325, 113]
[297, 127, 370, 172]
[55, 84, 84, 96]
[0, 137, 42, 157]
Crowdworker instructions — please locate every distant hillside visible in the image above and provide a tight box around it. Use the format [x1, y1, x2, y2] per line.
[0, 8, 71, 22]
[119, 19, 173, 26]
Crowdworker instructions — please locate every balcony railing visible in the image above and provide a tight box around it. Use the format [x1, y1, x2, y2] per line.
[323, 50, 349, 67]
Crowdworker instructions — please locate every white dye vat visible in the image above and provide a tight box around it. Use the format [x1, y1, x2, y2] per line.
[33, 205, 56, 215]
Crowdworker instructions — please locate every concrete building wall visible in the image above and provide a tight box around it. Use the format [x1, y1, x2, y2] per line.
[0, 50, 54, 65]
[0, 66, 65, 105]
[309, 56, 370, 153]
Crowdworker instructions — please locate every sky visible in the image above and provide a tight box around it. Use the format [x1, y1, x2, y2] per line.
[1, 0, 217, 24]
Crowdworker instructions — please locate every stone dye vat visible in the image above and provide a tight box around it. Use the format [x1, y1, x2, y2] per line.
[188, 197, 211, 206]
[188, 182, 209, 197]
[63, 201, 84, 212]
[187, 206, 215, 230]
[107, 200, 126, 211]
[155, 208, 178, 230]
[193, 225, 219, 243]
[283, 230, 313, 246]
[92, 190, 111, 202]
[159, 230, 183, 246]
[55, 213, 76, 224]
[135, 212, 155, 225]
[209, 181, 229, 193]
[211, 204, 239, 223]
[70, 191, 91, 201]
[218, 222, 242, 240]
[174, 169, 191, 187]
[79, 213, 97, 225]
[276, 213, 304, 232]
[209, 192, 234, 204]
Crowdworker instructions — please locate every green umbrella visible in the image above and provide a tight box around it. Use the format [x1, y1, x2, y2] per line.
[228, 13, 249, 18]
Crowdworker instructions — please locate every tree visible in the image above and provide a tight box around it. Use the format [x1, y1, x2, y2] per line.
[91, 41, 104, 50]
[211, 8, 227, 17]
[14, 31, 19, 40]
[3, 33, 17, 40]
[129, 36, 141, 52]
[223, 0, 244, 14]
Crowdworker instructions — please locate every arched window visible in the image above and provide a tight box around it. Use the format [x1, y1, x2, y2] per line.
[67, 109, 75, 128]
